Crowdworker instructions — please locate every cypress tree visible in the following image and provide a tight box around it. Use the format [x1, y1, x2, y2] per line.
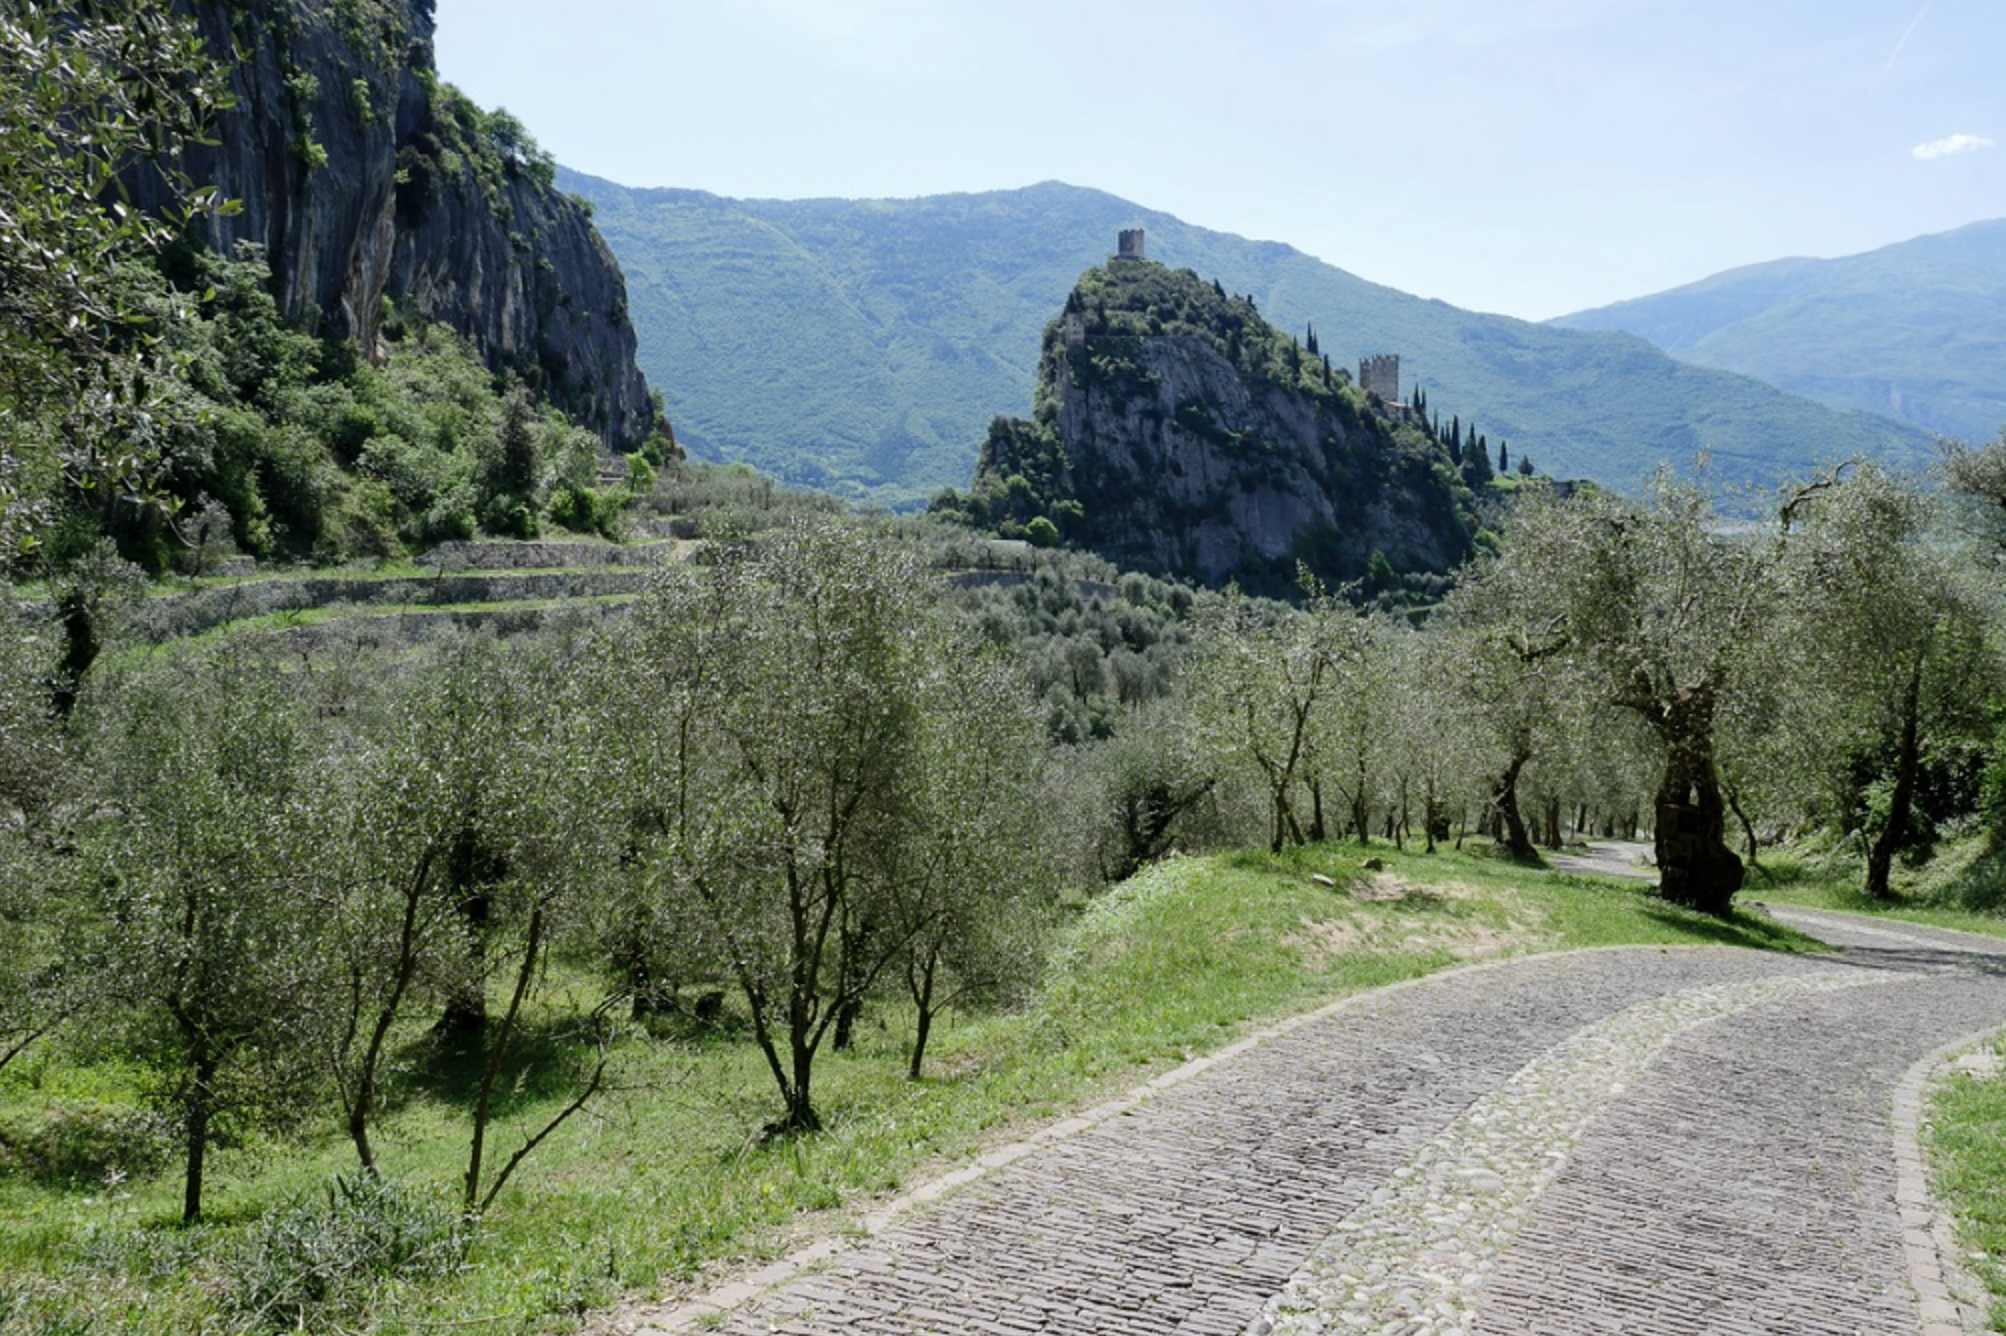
[1463, 433, 1494, 485]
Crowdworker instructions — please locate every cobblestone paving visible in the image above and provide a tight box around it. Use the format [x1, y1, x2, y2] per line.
[1256, 970, 1888, 1336]
[1465, 913, 2006, 1336]
[628, 912, 2006, 1336]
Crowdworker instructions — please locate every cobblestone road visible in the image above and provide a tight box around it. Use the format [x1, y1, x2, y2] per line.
[628, 908, 2006, 1336]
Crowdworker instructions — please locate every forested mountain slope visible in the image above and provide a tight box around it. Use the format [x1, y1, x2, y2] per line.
[1553, 219, 2006, 446]
[567, 173, 1930, 506]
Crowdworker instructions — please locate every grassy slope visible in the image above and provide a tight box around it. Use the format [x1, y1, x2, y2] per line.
[568, 172, 1933, 508]
[1930, 1060, 2006, 1332]
[1554, 218, 2006, 446]
[0, 843, 1821, 1334]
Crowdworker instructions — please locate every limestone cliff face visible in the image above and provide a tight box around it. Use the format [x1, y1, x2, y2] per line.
[144, 0, 656, 449]
[976, 259, 1472, 593]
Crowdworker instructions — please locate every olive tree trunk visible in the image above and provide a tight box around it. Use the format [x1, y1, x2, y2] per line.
[1864, 650, 1926, 901]
[1651, 689, 1744, 916]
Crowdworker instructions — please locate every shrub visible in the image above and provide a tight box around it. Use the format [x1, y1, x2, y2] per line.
[229, 1173, 467, 1332]
[547, 481, 613, 537]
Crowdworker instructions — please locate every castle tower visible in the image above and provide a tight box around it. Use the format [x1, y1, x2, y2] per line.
[1358, 354, 1400, 405]
[1064, 310, 1086, 351]
[1116, 228, 1147, 262]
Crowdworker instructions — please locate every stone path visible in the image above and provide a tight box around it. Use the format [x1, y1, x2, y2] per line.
[621, 905, 2006, 1336]
[1544, 840, 1657, 881]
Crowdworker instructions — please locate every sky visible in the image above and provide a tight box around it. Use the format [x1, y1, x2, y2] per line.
[432, 0, 2005, 321]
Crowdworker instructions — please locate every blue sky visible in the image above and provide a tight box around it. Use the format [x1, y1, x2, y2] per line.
[433, 0, 2003, 320]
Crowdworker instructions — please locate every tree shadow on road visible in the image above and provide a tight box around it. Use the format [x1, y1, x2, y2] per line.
[1812, 945, 2006, 977]
[1638, 901, 1832, 953]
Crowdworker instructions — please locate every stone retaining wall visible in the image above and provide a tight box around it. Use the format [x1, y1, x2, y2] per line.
[418, 540, 679, 570]
[128, 569, 654, 642]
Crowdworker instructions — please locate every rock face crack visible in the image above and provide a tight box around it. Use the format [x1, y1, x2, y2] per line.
[1252, 970, 1888, 1336]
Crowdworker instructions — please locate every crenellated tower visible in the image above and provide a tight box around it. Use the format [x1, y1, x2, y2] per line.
[1358, 354, 1400, 405]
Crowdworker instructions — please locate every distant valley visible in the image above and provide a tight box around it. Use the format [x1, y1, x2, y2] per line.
[1554, 218, 2006, 448]
[566, 172, 1934, 508]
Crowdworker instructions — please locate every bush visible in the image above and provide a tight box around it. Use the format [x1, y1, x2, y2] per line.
[229, 1173, 467, 1332]
[478, 494, 536, 540]
[547, 481, 615, 537]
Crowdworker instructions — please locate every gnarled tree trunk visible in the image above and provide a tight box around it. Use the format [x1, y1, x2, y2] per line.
[1651, 688, 1744, 915]
[1492, 750, 1537, 861]
[1864, 649, 1926, 901]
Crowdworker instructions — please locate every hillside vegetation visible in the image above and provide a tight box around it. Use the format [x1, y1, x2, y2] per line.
[1555, 218, 2006, 446]
[938, 257, 1480, 598]
[567, 173, 1933, 507]
[10, 442, 2006, 1333]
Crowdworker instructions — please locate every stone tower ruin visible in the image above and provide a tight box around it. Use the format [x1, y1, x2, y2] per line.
[1116, 228, 1147, 262]
[1358, 354, 1400, 405]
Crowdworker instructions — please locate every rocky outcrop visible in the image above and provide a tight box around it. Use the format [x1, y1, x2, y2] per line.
[970, 257, 1473, 594]
[142, 0, 657, 450]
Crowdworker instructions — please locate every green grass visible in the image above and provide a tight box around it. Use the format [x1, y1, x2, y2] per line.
[0, 842, 1826, 1334]
[1737, 835, 2006, 943]
[1928, 1042, 2006, 1332]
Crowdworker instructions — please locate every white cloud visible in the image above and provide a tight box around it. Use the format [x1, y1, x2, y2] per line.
[1912, 133, 1994, 160]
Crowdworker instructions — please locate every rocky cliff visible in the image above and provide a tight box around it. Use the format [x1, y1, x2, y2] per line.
[953, 255, 1473, 595]
[141, 0, 656, 450]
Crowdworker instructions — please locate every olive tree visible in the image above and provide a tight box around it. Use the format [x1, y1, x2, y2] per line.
[0, 0, 233, 554]
[0, 587, 78, 1073]
[881, 646, 1057, 1079]
[82, 658, 331, 1224]
[1303, 607, 1393, 844]
[1192, 583, 1343, 853]
[1060, 696, 1219, 885]
[1474, 479, 1771, 912]
[617, 520, 944, 1133]
[315, 635, 600, 1186]
[1438, 510, 1586, 862]
[1377, 623, 1492, 852]
[1775, 465, 2000, 897]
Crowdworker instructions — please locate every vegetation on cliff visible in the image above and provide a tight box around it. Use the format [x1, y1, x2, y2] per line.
[935, 257, 1478, 601]
[1, 0, 672, 579]
[160, 0, 659, 448]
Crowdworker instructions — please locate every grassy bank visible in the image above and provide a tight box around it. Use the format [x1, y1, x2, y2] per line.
[1929, 1046, 2006, 1333]
[0, 844, 1822, 1335]
[1738, 834, 2006, 943]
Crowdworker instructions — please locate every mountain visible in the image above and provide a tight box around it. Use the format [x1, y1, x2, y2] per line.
[144, 1, 656, 449]
[942, 248, 1474, 595]
[565, 173, 1930, 507]
[1553, 220, 2006, 447]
